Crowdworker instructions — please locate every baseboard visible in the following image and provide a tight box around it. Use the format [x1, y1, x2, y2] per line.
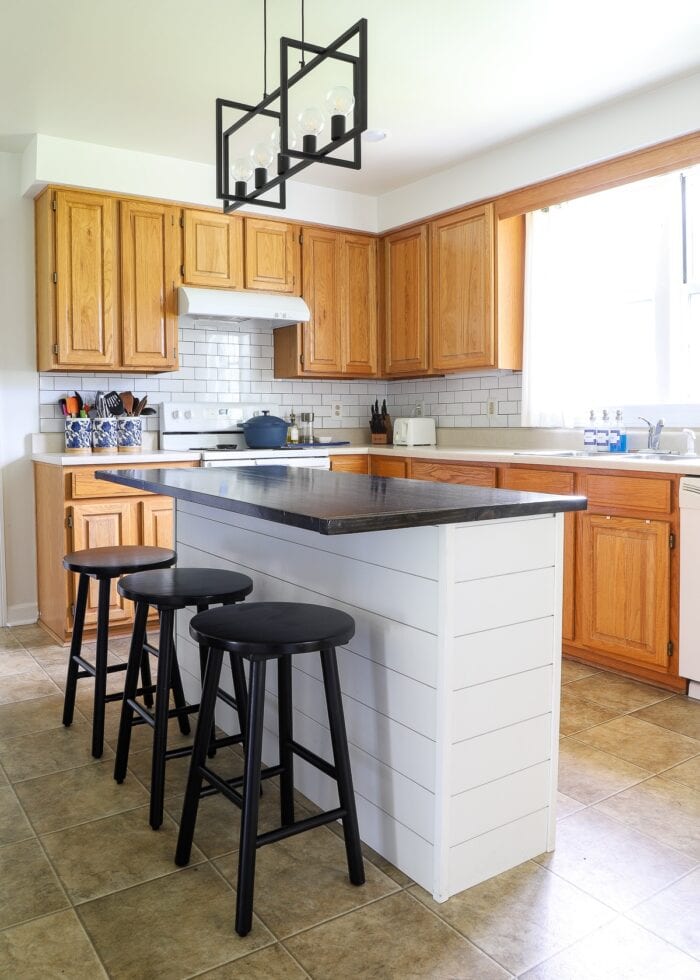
[6, 602, 39, 627]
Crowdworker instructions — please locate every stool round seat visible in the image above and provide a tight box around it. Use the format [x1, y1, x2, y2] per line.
[118, 568, 254, 608]
[189, 601, 355, 658]
[63, 545, 176, 578]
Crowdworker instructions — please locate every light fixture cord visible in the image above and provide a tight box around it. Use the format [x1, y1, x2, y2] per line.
[300, 0, 305, 67]
[263, 0, 268, 97]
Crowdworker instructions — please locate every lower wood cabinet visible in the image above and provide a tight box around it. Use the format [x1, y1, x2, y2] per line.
[410, 459, 496, 486]
[329, 454, 369, 474]
[34, 461, 196, 644]
[369, 455, 408, 478]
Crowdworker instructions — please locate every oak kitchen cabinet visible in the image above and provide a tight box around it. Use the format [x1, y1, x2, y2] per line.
[182, 208, 244, 289]
[36, 187, 181, 373]
[369, 455, 409, 478]
[409, 459, 497, 487]
[244, 217, 301, 294]
[383, 224, 430, 376]
[34, 460, 196, 643]
[273, 228, 378, 378]
[329, 454, 369, 474]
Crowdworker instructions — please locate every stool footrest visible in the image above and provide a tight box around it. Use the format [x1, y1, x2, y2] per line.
[143, 641, 160, 657]
[198, 762, 284, 803]
[215, 688, 239, 711]
[127, 698, 199, 728]
[291, 739, 337, 780]
[257, 808, 346, 849]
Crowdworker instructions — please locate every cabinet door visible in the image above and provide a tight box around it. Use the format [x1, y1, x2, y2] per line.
[141, 497, 175, 549]
[183, 210, 244, 288]
[430, 204, 494, 371]
[411, 460, 496, 487]
[69, 499, 137, 627]
[120, 200, 180, 370]
[54, 189, 118, 368]
[370, 456, 407, 478]
[384, 225, 429, 375]
[342, 233, 378, 376]
[330, 454, 369, 474]
[578, 514, 671, 669]
[499, 467, 576, 641]
[245, 218, 300, 294]
[301, 227, 343, 374]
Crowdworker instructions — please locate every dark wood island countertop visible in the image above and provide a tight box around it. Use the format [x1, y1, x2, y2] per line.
[98, 465, 587, 535]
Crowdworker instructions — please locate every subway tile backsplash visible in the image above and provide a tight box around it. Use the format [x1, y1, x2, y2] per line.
[39, 321, 523, 433]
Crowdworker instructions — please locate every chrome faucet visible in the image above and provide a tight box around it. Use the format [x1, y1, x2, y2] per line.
[639, 417, 665, 451]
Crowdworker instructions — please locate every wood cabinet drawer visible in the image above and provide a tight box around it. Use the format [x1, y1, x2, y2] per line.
[500, 467, 574, 495]
[330, 454, 369, 474]
[584, 474, 673, 515]
[411, 460, 496, 486]
[71, 469, 145, 499]
[370, 456, 408, 478]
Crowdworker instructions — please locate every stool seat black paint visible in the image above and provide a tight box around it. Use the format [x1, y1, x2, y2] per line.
[114, 567, 254, 830]
[189, 602, 355, 658]
[62, 545, 177, 759]
[63, 545, 176, 578]
[118, 568, 253, 609]
[176, 600, 364, 937]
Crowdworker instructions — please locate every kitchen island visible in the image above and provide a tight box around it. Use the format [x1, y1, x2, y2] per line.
[99, 465, 586, 901]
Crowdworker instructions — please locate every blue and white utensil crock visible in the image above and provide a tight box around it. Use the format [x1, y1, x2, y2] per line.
[64, 418, 92, 454]
[117, 417, 142, 453]
[92, 417, 118, 454]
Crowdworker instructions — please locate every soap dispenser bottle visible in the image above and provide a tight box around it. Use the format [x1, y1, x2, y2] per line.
[584, 410, 596, 450]
[614, 410, 627, 453]
[596, 410, 610, 452]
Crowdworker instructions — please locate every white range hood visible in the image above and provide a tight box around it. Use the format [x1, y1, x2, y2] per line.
[178, 286, 310, 326]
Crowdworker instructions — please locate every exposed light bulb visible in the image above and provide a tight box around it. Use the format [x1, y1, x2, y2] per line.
[251, 142, 274, 168]
[326, 85, 354, 117]
[298, 107, 325, 153]
[230, 157, 253, 197]
[269, 128, 281, 150]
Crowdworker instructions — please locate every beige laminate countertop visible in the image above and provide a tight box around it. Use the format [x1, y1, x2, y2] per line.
[327, 444, 700, 476]
[32, 450, 201, 466]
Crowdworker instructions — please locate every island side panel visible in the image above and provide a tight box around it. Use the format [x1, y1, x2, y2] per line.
[444, 512, 564, 898]
[173, 499, 442, 891]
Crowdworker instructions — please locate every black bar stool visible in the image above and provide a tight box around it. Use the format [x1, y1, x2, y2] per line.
[63, 545, 177, 758]
[175, 601, 365, 937]
[114, 568, 254, 830]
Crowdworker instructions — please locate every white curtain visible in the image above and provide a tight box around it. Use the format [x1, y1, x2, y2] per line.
[522, 174, 682, 427]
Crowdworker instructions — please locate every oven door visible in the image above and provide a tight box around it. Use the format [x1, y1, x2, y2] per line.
[201, 458, 258, 469]
[254, 456, 331, 470]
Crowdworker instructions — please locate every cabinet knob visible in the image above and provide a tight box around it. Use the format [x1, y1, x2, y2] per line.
[184, 410, 192, 420]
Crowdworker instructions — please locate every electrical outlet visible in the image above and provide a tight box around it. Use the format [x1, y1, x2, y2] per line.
[331, 401, 343, 420]
[414, 402, 423, 417]
[487, 400, 496, 416]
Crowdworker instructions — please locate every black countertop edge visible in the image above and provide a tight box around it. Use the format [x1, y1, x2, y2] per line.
[97, 467, 587, 536]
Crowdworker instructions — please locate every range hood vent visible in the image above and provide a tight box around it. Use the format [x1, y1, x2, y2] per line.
[178, 286, 310, 326]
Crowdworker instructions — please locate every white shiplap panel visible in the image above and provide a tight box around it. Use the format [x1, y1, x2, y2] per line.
[452, 617, 555, 690]
[454, 515, 555, 582]
[454, 568, 555, 636]
[176, 543, 439, 688]
[452, 665, 553, 742]
[449, 761, 551, 846]
[448, 809, 550, 897]
[177, 510, 439, 633]
[179, 500, 440, 579]
[450, 714, 552, 795]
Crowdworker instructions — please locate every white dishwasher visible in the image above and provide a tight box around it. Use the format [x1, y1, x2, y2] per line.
[679, 476, 700, 699]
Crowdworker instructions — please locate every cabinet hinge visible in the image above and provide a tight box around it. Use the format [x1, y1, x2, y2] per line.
[51, 196, 56, 211]
[52, 272, 57, 284]
[52, 343, 59, 355]
[179, 215, 184, 228]
[667, 640, 674, 657]
[65, 514, 73, 528]
[299, 233, 304, 244]
[181, 264, 185, 277]
[299, 353, 304, 367]
[172, 347, 177, 358]
[70, 604, 76, 620]
[670, 532, 676, 549]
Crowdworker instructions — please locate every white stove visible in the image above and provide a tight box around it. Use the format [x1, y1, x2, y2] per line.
[159, 402, 331, 469]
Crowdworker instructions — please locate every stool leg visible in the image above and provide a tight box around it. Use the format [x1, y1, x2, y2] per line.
[150, 607, 175, 830]
[320, 647, 365, 887]
[236, 658, 266, 938]
[175, 646, 224, 866]
[277, 656, 295, 826]
[168, 615, 191, 737]
[196, 603, 217, 758]
[114, 600, 149, 784]
[140, 630, 154, 709]
[230, 654, 249, 744]
[63, 572, 89, 728]
[91, 577, 111, 759]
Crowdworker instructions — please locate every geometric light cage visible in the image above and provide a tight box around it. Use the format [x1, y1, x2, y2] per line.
[216, 18, 367, 214]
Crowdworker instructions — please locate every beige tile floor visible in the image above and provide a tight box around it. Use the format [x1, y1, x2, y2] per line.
[0, 624, 698, 978]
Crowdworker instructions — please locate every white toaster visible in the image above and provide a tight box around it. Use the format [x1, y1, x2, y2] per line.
[392, 417, 437, 446]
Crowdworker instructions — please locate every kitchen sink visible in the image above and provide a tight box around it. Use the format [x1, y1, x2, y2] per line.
[514, 449, 700, 460]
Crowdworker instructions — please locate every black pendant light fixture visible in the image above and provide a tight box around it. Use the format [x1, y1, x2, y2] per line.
[216, 1, 367, 213]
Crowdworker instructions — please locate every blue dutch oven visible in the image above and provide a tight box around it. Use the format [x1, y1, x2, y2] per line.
[242, 410, 288, 449]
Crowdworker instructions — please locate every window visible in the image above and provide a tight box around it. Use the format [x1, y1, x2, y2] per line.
[522, 165, 700, 426]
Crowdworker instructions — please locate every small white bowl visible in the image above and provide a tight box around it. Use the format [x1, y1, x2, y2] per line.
[315, 436, 333, 444]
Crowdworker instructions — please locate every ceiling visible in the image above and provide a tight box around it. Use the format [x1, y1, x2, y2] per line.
[2, 0, 700, 196]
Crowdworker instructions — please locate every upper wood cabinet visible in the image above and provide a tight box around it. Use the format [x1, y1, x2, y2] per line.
[36, 188, 119, 371]
[384, 225, 429, 376]
[182, 209, 244, 289]
[273, 229, 378, 379]
[245, 217, 300, 294]
[120, 200, 180, 370]
[430, 204, 494, 371]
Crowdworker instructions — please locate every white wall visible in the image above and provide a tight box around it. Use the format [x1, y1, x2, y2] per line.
[0, 152, 39, 625]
